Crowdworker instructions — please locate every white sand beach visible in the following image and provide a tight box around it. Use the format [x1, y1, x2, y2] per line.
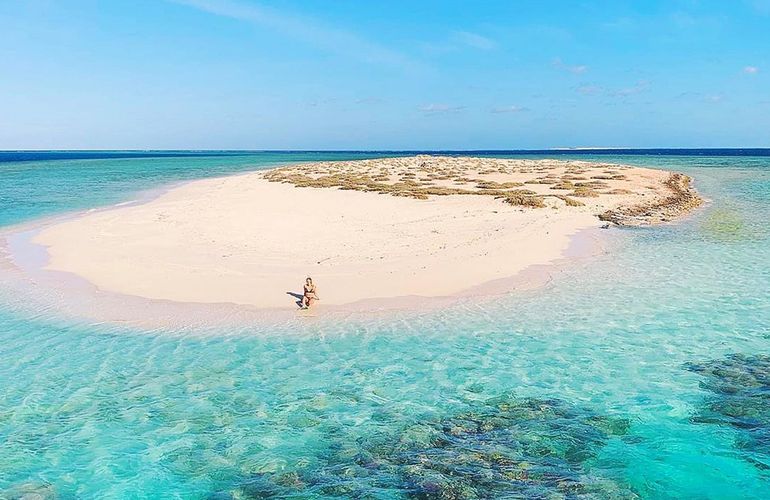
[31, 156, 700, 309]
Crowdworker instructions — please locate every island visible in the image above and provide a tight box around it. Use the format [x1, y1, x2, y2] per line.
[31, 155, 702, 309]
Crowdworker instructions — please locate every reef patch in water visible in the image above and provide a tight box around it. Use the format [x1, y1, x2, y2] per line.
[686, 353, 770, 469]
[0, 481, 57, 500]
[211, 394, 636, 498]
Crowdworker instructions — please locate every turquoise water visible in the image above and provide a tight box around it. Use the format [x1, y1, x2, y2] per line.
[1, 153, 769, 498]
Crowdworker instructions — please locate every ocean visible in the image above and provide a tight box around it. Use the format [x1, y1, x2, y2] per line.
[1, 150, 769, 498]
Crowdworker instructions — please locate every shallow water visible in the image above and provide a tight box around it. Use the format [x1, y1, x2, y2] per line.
[1, 152, 769, 498]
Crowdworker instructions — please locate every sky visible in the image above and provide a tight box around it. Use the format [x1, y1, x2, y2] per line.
[1, 0, 769, 150]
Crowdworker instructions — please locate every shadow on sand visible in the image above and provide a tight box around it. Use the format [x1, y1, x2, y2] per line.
[286, 291, 304, 308]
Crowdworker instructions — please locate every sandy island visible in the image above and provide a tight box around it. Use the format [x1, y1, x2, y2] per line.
[31, 155, 701, 309]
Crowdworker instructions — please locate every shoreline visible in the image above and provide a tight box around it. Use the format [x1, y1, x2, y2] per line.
[0, 156, 701, 330]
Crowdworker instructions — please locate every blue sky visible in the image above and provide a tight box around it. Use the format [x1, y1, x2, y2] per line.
[1, 0, 769, 149]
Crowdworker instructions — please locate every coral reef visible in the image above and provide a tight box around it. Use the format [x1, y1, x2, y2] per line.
[686, 353, 770, 469]
[210, 394, 636, 498]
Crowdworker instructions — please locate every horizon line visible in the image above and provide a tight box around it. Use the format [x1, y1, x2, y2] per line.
[2, 147, 770, 153]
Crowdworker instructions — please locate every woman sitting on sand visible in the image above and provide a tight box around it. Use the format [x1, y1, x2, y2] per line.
[303, 277, 319, 308]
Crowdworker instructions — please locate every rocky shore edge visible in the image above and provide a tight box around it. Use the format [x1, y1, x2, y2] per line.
[599, 173, 703, 226]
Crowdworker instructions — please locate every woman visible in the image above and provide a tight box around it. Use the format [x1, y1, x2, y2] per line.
[303, 277, 319, 309]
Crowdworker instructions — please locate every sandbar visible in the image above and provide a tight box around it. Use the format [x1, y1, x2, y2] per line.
[31, 155, 701, 309]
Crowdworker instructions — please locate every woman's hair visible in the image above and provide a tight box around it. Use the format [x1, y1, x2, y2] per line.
[306, 277, 312, 282]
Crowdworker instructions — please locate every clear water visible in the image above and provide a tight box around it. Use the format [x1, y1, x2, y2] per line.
[1, 152, 769, 498]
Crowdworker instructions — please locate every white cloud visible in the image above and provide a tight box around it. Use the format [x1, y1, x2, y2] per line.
[452, 31, 497, 50]
[355, 97, 385, 105]
[490, 105, 528, 114]
[744, 66, 760, 74]
[610, 80, 651, 97]
[553, 58, 587, 75]
[675, 92, 727, 104]
[576, 84, 602, 96]
[170, 0, 417, 70]
[420, 31, 497, 56]
[575, 81, 650, 98]
[418, 104, 465, 114]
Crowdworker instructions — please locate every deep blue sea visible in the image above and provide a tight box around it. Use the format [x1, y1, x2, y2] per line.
[1, 150, 769, 499]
